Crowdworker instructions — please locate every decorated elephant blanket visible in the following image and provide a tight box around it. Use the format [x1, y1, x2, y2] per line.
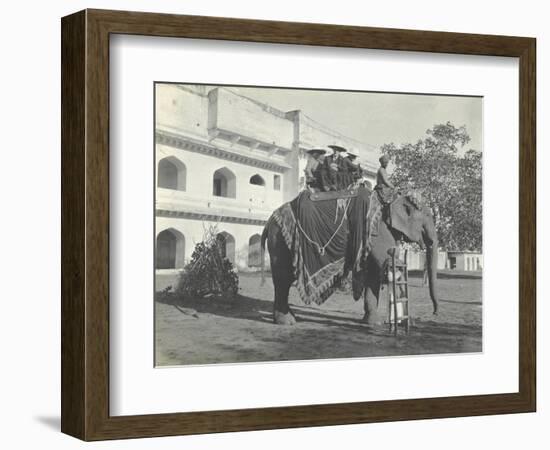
[272, 186, 370, 305]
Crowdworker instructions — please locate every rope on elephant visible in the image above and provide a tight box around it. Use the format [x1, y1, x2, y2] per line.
[295, 198, 351, 256]
[271, 187, 369, 305]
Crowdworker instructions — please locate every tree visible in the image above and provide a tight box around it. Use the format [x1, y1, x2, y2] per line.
[381, 122, 482, 251]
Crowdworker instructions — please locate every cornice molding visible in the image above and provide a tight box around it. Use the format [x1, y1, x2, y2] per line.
[156, 129, 291, 173]
[156, 209, 268, 226]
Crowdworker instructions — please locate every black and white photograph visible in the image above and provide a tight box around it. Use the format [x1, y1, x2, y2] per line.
[154, 83, 483, 366]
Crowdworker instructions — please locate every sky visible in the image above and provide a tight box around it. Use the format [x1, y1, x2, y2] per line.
[225, 85, 482, 158]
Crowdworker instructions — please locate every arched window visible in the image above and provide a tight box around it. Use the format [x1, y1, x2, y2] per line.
[248, 234, 262, 267]
[216, 232, 235, 263]
[213, 167, 236, 198]
[158, 156, 186, 191]
[156, 228, 186, 269]
[249, 174, 265, 186]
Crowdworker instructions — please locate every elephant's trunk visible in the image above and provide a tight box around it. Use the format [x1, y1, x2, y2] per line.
[426, 239, 439, 315]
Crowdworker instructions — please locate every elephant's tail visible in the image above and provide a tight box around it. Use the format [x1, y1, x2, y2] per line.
[260, 220, 269, 286]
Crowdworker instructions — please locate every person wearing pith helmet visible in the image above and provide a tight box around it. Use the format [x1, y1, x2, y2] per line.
[321, 146, 338, 191]
[327, 145, 348, 190]
[343, 149, 363, 185]
[304, 148, 326, 192]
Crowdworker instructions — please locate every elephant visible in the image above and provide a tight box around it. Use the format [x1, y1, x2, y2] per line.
[353, 195, 439, 325]
[260, 193, 439, 326]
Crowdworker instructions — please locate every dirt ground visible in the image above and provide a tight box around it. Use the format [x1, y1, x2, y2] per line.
[155, 270, 482, 366]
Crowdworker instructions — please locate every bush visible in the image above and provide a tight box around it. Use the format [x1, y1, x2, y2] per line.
[175, 227, 239, 300]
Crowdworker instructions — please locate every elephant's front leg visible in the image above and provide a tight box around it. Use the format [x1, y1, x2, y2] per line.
[272, 272, 296, 325]
[362, 275, 385, 325]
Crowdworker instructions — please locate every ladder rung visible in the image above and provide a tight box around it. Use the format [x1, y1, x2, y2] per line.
[389, 252, 411, 336]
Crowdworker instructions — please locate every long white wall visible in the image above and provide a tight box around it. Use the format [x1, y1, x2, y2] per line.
[156, 143, 287, 217]
[156, 216, 267, 271]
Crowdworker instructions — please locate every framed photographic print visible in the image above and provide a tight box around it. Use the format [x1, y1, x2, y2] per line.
[61, 9, 536, 441]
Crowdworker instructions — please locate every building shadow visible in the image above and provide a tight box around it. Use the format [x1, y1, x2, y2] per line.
[156, 292, 370, 331]
[413, 319, 482, 337]
[408, 270, 482, 280]
[439, 298, 482, 306]
[156, 291, 481, 339]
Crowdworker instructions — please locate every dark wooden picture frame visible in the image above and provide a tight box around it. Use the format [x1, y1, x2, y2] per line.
[61, 9, 536, 441]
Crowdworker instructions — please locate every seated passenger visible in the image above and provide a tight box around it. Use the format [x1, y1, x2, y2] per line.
[343, 150, 362, 186]
[322, 147, 339, 191]
[328, 145, 349, 190]
[303, 148, 326, 192]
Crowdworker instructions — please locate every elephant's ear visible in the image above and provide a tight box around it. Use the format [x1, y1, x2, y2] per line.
[388, 196, 424, 243]
[404, 190, 424, 210]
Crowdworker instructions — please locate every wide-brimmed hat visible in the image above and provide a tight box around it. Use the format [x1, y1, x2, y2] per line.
[345, 149, 358, 159]
[328, 144, 348, 153]
[306, 148, 326, 156]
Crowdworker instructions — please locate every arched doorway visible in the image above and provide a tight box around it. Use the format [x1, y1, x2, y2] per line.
[212, 167, 236, 198]
[248, 234, 262, 267]
[216, 231, 235, 263]
[158, 156, 186, 191]
[156, 229, 186, 269]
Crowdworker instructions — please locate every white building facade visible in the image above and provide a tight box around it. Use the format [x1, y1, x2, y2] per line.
[155, 84, 377, 272]
[446, 251, 484, 272]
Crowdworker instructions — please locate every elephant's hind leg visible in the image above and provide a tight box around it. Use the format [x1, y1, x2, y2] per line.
[266, 220, 297, 325]
[272, 274, 296, 325]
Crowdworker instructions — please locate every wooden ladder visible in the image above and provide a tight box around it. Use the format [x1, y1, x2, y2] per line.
[388, 247, 411, 336]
